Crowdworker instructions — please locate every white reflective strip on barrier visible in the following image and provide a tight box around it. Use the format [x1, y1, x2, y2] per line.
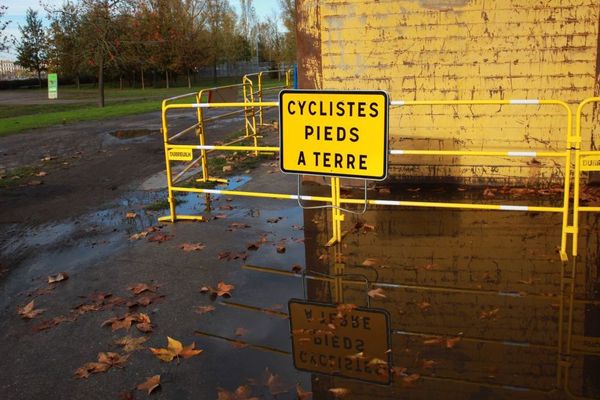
[389, 150, 405, 155]
[372, 200, 402, 206]
[500, 205, 529, 211]
[509, 99, 540, 105]
[507, 151, 537, 157]
[291, 195, 314, 201]
[195, 145, 216, 150]
[201, 189, 221, 195]
[390, 100, 405, 106]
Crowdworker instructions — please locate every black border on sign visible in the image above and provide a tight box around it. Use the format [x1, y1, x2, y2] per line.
[278, 89, 389, 181]
[287, 298, 393, 385]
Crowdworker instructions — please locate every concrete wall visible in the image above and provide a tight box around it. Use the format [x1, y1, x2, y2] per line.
[296, 0, 600, 185]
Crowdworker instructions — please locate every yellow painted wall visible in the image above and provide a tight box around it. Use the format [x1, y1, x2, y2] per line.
[299, 0, 600, 184]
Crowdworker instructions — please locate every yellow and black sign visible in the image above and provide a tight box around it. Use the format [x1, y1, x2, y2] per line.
[581, 154, 600, 171]
[279, 90, 389, 180]
[288, 299, 391, 384]
[167, 148, 193, 161]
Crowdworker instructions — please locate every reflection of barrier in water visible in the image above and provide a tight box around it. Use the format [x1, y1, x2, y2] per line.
[159, 93, 600, 397]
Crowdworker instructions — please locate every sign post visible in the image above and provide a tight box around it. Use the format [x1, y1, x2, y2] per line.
[279, 89, 389, 180]
[48, 73, 58, 100]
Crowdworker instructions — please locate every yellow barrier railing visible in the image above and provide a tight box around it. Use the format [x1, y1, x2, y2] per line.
[159, 98, 575, 259]
[243, 69, 292, 126]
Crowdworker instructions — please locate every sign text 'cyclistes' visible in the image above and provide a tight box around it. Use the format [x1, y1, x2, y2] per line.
[288, 299, 391, 384]
[279, 90, 389, 180]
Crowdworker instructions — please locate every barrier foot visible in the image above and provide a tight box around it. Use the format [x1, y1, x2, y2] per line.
[325, 237, 338, 247]
[560, 251, 569, 262]
[158, 215, 204, 222]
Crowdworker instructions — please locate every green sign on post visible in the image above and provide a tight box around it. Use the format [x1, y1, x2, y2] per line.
[48, 73, 58, 100]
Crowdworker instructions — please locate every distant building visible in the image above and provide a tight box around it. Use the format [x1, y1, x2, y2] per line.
[0, 60, 33, 80]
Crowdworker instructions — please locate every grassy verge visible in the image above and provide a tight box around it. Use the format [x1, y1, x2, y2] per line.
[0, 78, 288, 137]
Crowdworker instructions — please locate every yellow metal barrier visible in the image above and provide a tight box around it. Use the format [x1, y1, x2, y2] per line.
[159, 98, 574, 257]
[243, 69, 292, 126]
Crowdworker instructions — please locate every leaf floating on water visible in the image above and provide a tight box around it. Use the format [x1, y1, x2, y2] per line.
[180, 242, 206, 252]
[125, 212, 137, 219]
[328, 388, 350, 398]
[47, 272, 69, 284]
[367, 288, 386, 299]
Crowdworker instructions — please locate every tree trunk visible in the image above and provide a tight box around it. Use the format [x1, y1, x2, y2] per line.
[132, 70, 136, 89]
[37, 69, 42, 88]
[165, 70, 170, 89]
[98, 58, 105, 108]
[76, 74, 80, 90]
[119, 74, 123, 90]
[141, 68, 145, 90]
[212, 61, 217, 83]
[187, 70, 191, 88]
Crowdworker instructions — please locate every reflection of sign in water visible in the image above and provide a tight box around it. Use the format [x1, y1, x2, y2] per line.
[288, 299, 391, 384]
[167, 148, 193, 161]
[48, 73, 58, 100]
[279, 90, 389, 180]
[581, 155, 600, 171]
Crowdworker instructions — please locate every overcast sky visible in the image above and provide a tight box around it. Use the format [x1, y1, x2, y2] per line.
[1, 0, 282, 60]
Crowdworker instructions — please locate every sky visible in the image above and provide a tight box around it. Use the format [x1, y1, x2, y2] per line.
[0, 0, 282, 60]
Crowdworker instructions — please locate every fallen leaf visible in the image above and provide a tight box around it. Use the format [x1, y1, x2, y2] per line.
[217, 385, 258, 400]
[416, 300, 431, 311]
[276, 245, 286, 253]
[362, 258, 382, 267]
[246, 243, 260, 251]
[147, 232, 170, 243]
[231, 340, 249, 349]
[126, 212, 137, 219]
[180, 242, 206, 252]
[264, 368, 287, 395]
[150, 336, 203, 363]
[423, 336, 444, 346]
[483, 188, 495, 198]
[219, 204, 234, 210]
[27, 179, 43, 186]
[479, 307, 500, 320]
[402, 373, 420, 387]
[267, 217, 282, 223]
[195, 305, 216, 314]
[216, 281, 234, 297]
[328, 388, 350, 398]
[213, 213, 228, 219]
[130, 226, 159, 240]
[128, 283, 158, 295]
[47, 272, 69, 284]
[74, 352, 129, 378]
[367, 288, 386, 299]
[137, 375, 161, 395]
[118, 390, 135, 400]
[17, 300, 45, 319]
[115, 336, 148, 352]
[421, 359, 437, 369]
[446, 336, 461, 348]
[98, 352, 130, 368]
[291, 264, 303, 273]
[32, 315, 73, 332]
[35, 171, 48, 177]
[234, 327, 249, 337]
[227, 223, 250, 231]
[296, 384, 312, 400]
[391, 366, 407, 377]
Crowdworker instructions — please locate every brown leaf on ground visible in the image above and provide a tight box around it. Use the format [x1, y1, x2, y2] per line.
[217, 385, 258, 400]
[17, 300, 45, 319]
[47, 272, 69, 284]
[137, 322, 153, 333]
[291, 224, 304, 231]
[130, 226, 159, 241]
[328, 388, 350, 398]
[180, 242, 206, 252]
[126, 212, 137, 219]
[479, 307, 500, 320]
[129, 294, 164, 308]
[219, 204, 234, 210]
[147, 232, 171, 243]
[267, 217, 282, 223]
[128, 283, 158, 295]
[213, 213, 228, 219]
[195, 305, 216, 315]
[27, 179, 43, 186]
[416, 300, 431, 311]
[118, 390, 134, 400]
[483, 188, 495, 198]
[36, 171, 48, 177]
[32, 315, 74, 332]
[234, 327, 249, 337]
[115, 336, 148, 352]
[391, 366, 407, 377]
[227, 223, 251, 231]
[218, 251, 248, 261]
[296, 384, 313, 400]
[230, 340, 249, 349]
[150, 336, 203, 363]
[74, 352, 129, 378]
[137, 375, 161, 395]
[367, 288, 386, 299]
[276, 244, 286, 253]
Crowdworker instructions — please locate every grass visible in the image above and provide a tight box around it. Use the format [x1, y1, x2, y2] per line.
[0, 165, 41, 189]
[0, 77, 288, 137]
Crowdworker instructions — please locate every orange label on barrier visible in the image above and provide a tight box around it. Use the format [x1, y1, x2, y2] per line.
[168, 148, 193, 161]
